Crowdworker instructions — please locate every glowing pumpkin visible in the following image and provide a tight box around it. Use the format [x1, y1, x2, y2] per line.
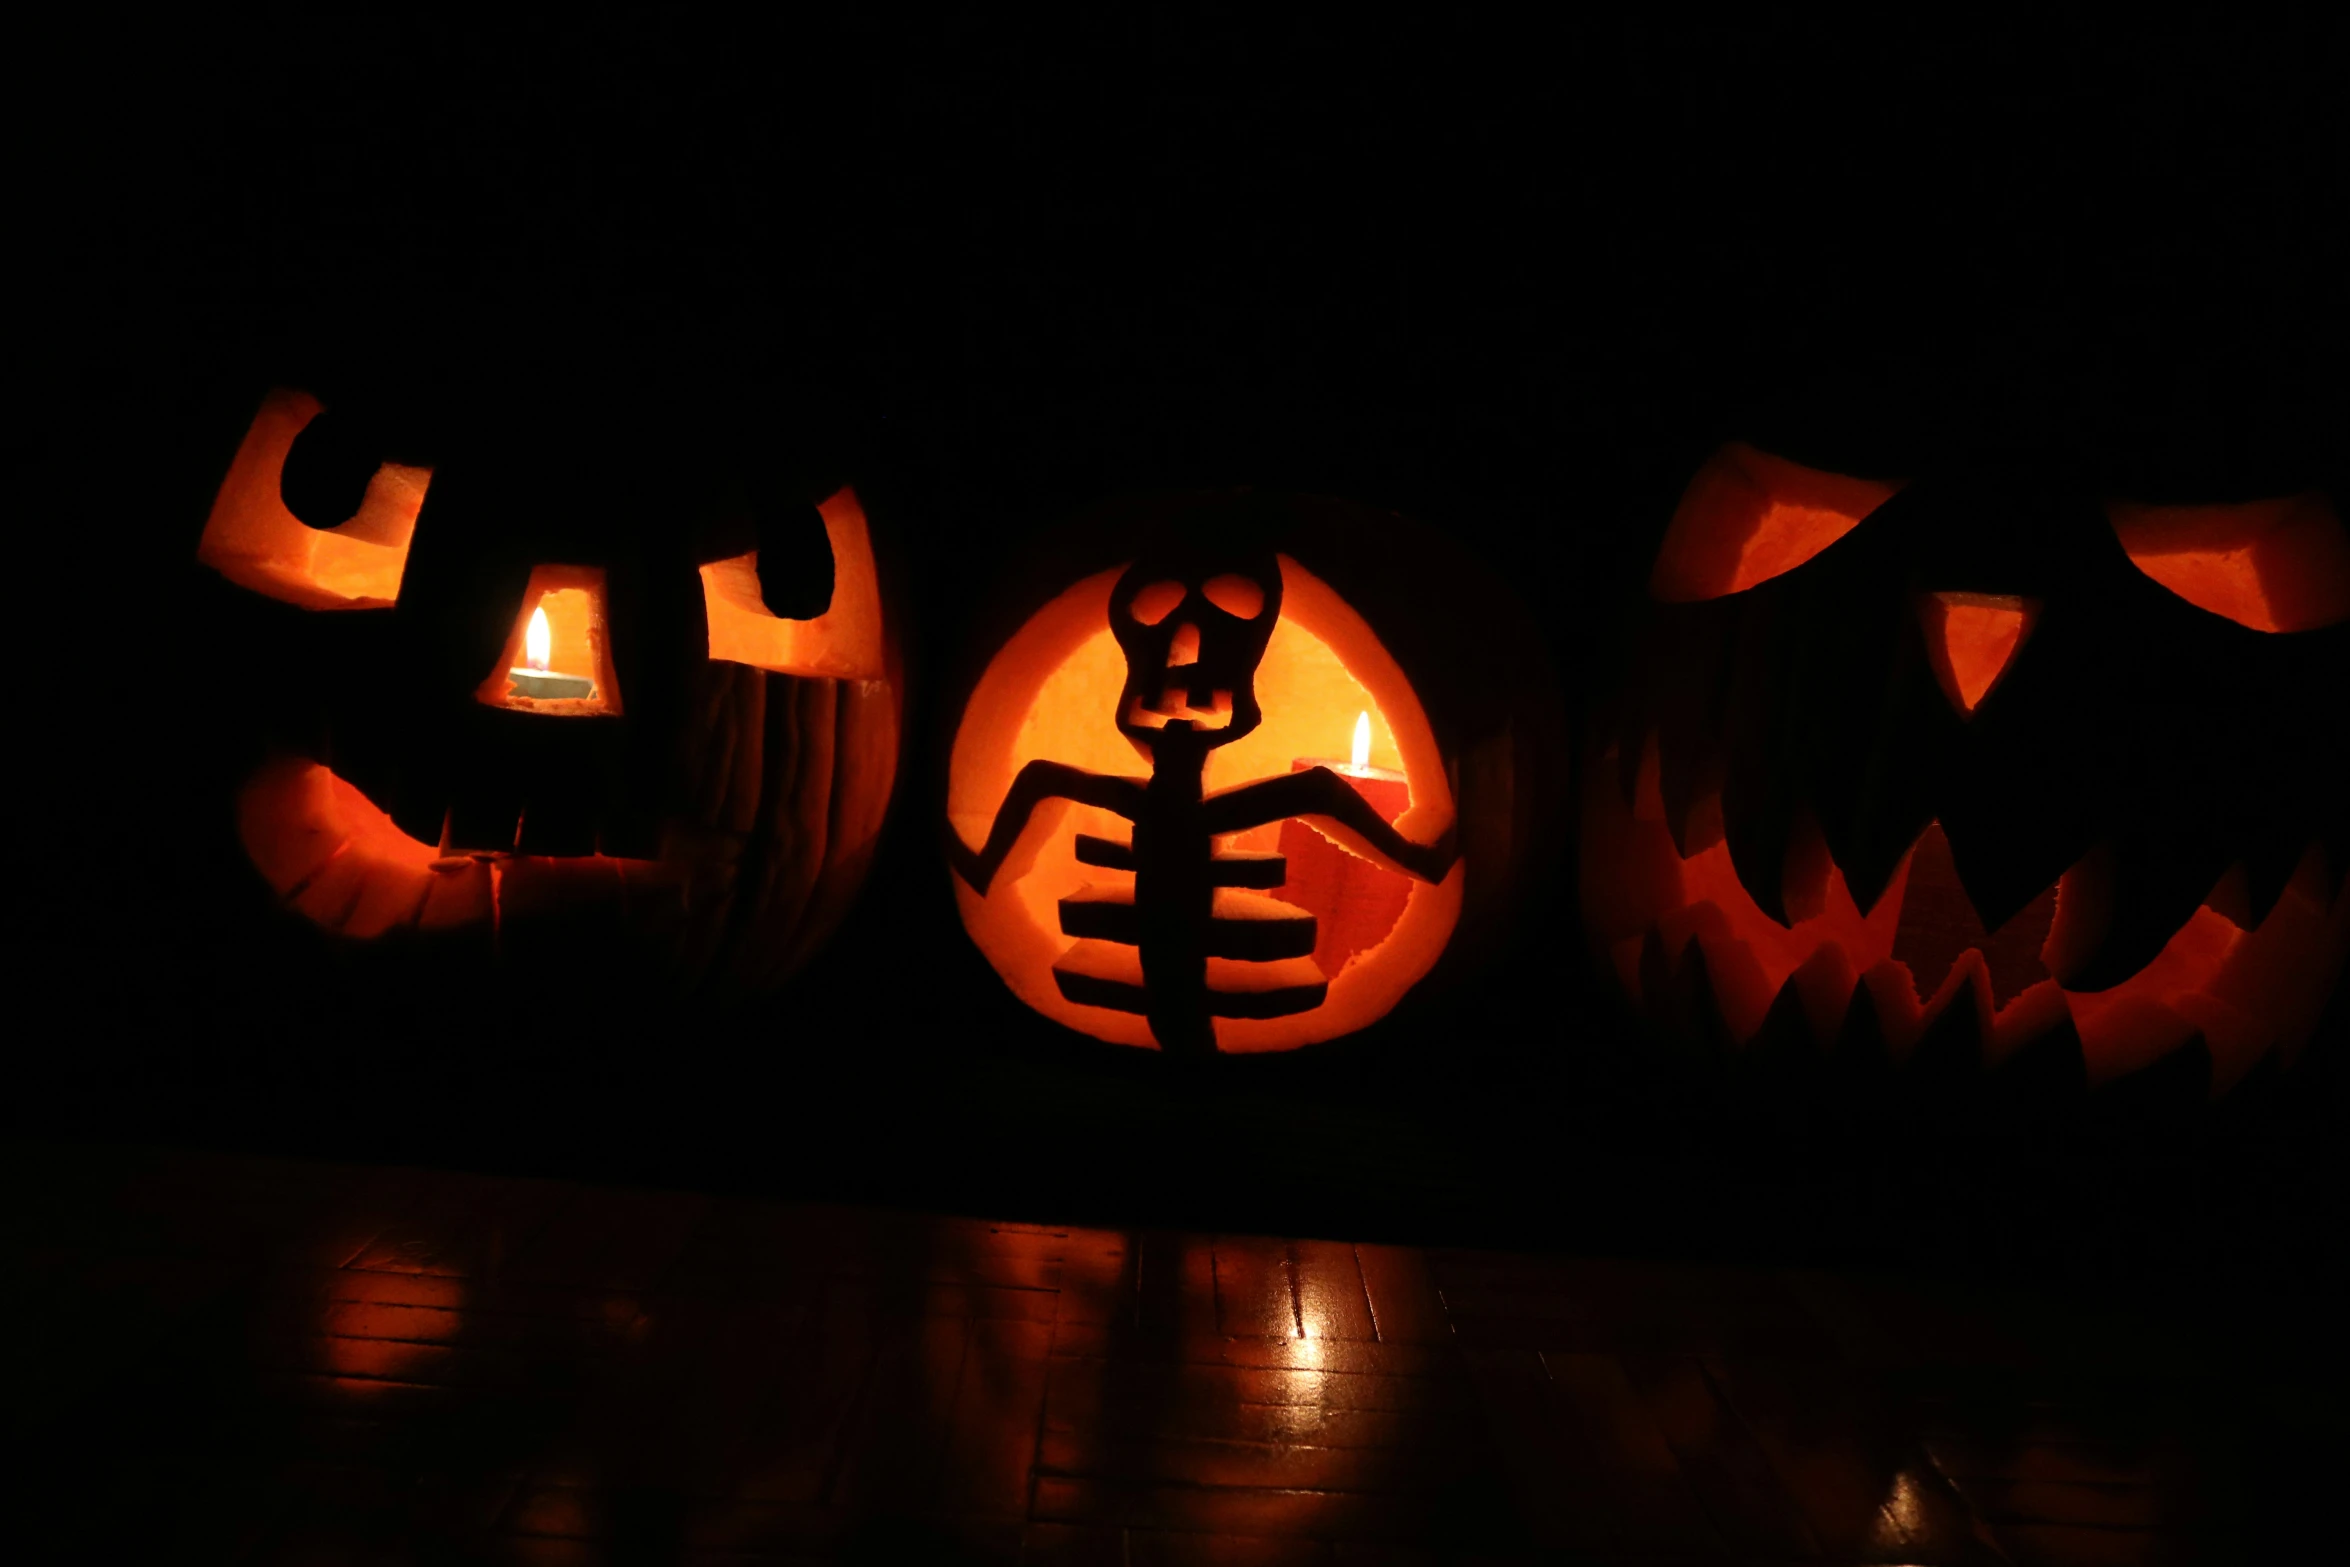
[195, 383, 903, 993]
[1584, 441, 2350, 1096]
[945, 490, 1564, 1055]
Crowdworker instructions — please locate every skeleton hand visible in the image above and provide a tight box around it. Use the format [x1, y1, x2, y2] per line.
[1202, 766, 1459, 882]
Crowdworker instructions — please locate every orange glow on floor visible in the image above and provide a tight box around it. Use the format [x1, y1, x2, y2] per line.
[948, 556, 1462, 1052]
[475, 565, 624, 716]
[701, 487, 889, 679]
[196, 388, 429, 610]
[2108, 492, 2350, 632]
[1918, 592, 2037, 715]
[1582, 732, 2350, 1089]
[1649, 443, 1902, 602]
[315, 1274, 466, 1397]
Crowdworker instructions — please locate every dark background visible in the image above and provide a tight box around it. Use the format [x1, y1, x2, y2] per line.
[22, 20, 2348, 1290]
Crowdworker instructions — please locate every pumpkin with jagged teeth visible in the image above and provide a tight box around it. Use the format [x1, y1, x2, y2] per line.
[1583, 441, 2350, 1096]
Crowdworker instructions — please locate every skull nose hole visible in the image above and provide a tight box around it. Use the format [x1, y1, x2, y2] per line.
[1918, 592, 2038, 716]
[1166, 622, 1201, 667]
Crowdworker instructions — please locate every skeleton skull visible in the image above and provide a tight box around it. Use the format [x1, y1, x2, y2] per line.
[1109, 541, 1282, 748]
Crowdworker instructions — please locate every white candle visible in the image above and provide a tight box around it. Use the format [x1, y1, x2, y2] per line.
[510, 604, 594, 698]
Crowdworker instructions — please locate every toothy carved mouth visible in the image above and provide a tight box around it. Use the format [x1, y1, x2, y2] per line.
[1582, 734, 2350, 1091]
[237, 755, 672, 941]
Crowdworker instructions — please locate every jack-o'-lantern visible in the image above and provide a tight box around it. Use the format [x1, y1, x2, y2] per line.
[1583, 441, 2350, 1095]
[946, 490, 1564, 1055]
[194, 382, 903, 994]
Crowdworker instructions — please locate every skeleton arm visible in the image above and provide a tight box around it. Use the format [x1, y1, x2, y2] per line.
[950, 761, 1145, 894]
[1201, 767, 1458, 883]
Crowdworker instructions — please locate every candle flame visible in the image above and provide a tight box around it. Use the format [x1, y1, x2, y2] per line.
[1351, 710, 1371, 773]
[525, 604, 551, 671]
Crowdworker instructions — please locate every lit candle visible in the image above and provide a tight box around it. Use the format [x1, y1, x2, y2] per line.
[1274, 710, 1413, 978]
[508, 604, 595, 699]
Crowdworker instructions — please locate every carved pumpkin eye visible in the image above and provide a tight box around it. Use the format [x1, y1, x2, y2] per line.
[196, 388, 431, 609]
[1649, 442, 1903, 602]
[700, 486, 888, 679]
[2106, 493, 2350, 632]
[1127, 580, 1186, 625]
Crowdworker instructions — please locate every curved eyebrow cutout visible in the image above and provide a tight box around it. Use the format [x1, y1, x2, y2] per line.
[2106, 493, 2350, 633]
[196, 388, 429, 610]
[1649, 442, 1903, 603]
[702, 486, 888, 679]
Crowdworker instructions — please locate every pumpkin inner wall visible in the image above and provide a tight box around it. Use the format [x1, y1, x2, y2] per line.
[950, 555, 1463, 1052]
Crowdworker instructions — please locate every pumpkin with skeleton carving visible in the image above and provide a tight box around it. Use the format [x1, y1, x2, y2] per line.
[944, 489, 1565, 1054]
[193, 374, 903, 994]
[1582, 441, 2350, 1096]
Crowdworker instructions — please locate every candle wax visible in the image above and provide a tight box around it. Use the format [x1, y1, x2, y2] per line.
[1273, 758, 1413, 979]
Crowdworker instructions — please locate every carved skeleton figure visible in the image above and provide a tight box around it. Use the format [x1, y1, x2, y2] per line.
[951, 540, 1457, 1055]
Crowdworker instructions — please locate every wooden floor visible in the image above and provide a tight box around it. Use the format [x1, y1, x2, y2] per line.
[10, 1139, 2327, 1564]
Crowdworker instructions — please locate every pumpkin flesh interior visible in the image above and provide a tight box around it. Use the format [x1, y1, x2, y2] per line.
[238, 754, 683, 939]
[196, 388, 428, 610]
[1917, 592, 2038, 716]
[701, 487, 888, 679]
[1648, 442, 1902, 602]
[949, 555, 1462, 1052]
[2107, 494, 2350, 632]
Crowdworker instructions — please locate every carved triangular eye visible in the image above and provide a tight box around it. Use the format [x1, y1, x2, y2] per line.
[2107, 493, 2350, 632]
[1649, 442, 1902, 602]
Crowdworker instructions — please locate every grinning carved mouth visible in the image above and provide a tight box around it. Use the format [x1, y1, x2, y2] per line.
[237, 754, 673, 941]
[1582, 733, 2350, 1090]
[1127, 678, 1235, 730]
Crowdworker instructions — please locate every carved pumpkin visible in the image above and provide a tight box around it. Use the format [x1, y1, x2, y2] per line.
[195, 382, 903, 994]
[1583, 441, 2350, 1095]
[945, 490, 1563, 1054]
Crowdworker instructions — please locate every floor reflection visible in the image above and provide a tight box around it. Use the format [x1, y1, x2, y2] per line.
[8, 1142, 2316, 1562]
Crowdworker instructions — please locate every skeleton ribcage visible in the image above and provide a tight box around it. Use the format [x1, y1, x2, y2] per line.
[1050, 834, 1330, 1020]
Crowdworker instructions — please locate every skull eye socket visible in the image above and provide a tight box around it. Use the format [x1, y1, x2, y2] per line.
[1129, 580, 1186, 625]
[1650, 442, 1902, 602]
[2107, 494, 2350, 633]
[1202, 574, 1266, 618]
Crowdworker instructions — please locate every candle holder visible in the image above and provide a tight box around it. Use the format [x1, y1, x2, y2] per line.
[476, 567, 624, 716]
[1275, 759, 1413, 980]
[506, 668, 595, 700]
